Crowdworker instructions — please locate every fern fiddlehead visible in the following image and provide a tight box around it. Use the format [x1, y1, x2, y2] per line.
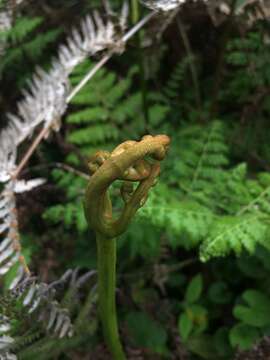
[84, 134, 170, 360]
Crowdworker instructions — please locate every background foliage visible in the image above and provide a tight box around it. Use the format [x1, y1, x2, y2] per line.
[1, 0, 270, 359]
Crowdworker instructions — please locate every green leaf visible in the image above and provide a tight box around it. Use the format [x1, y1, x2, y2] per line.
[126, 311, 168, 355]
[200, 214, 268, 261]
[243, 290, 270, 310]
[148, 104, 170, 127]
[187, 304, 208, 334]
[187, 334, 220, 359]
[233, 290, 270, 327]
[178, 313, 193, 341]
[140, 186, 215, 249]
[233, 305, 264, 327]
[67, 107, 109, 124]
[9, 17, 43, 43]
[229, 323, 260, 350]
[214, 327, 232, 356]
[185, 274, 203, 303]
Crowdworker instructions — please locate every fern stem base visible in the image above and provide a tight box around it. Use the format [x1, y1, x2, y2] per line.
[96, 232, 126, 360]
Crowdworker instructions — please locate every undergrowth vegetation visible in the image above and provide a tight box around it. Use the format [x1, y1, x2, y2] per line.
[1, 0, 270, 359]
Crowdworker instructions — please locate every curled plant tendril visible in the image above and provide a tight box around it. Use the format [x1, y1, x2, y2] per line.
[84, 135, 170, 360]
[84, 134, 170, 238]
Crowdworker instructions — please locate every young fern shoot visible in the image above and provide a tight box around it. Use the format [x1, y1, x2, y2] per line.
[84, 135, 170, 360]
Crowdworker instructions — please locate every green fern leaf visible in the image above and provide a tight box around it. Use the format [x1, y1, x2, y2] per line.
[8, 17, 43, 43]
[200, 214, 269, 261]
[139, 184, 214, 248]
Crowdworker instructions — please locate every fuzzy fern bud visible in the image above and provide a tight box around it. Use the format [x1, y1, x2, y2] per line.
[84, 134, 170, 238]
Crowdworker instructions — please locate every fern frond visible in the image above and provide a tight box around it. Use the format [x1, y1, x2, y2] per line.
[144, 119, 270, 261]
[67, 107, 109, 124]
[0, 348, 17, 360]
[139, 183, 215, 248]
[1, 29, 61, 72]
[8, 16, 42, 42]
[164, 56, 195, 101]
[0, 179, 45, 276]
[216, 168, 270, 217]
[140, 0, 185, 11]
[66, 62, 168, 160]
[238, 173, 270, 216]
[68, 124, 119, 146]
[200, 214, 269, 261]
[43, 169, 88, 233]
[0, 268, 96, 359]
[44, 202, 87, 233]
[170, 120, 229, 209]
[0, 0, 28, 57]
[213, 163, 250, 214]
[2, 270, 74, 335]
[0, 272, 75, 359]
[0, 3, 129, 183]
[66, 62, 133, 154]
[0, 185, 27, 276]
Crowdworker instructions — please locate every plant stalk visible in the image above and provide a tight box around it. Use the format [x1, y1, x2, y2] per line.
[84, 135, 170, 359]
[96, 232, 126, 360]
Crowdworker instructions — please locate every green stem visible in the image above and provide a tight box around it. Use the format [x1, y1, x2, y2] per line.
[96, 232, 126, 360]
[131, 0, 139, 24]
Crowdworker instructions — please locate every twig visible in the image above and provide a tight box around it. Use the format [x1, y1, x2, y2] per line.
[54, 163, 90, 180]
[119, 258, 197, 278]
[122, 11, 155, 42]
[132, 0, 150, 130]
[210, 0, 238, 116]
[12, 122, 50, 179]
[66, 54, 111, 103]
[22, 162, 90, 180]
[176, 17, 202, 116]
